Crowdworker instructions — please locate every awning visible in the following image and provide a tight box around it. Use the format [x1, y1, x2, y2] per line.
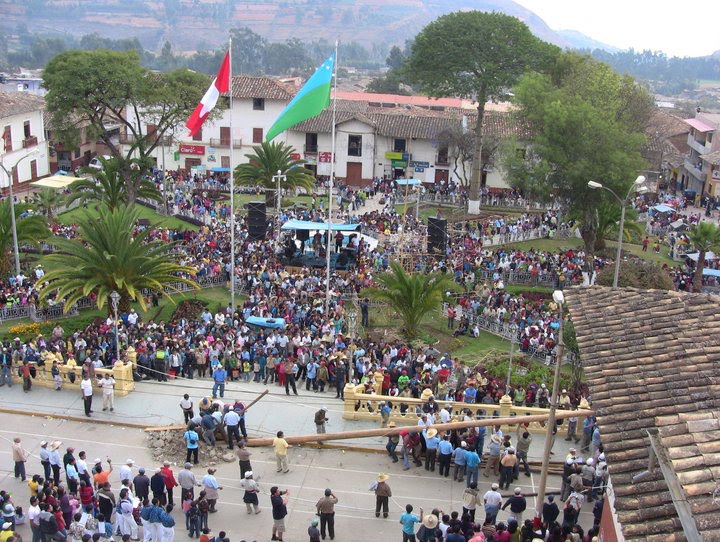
[281, 219, 361, 232]
[686, 251, 718, 262]
[651, 204, 675, 213]
[703, 268, 720, 277]
[396, 178, 421, 186]
[245, 316, 286, 330]
[30, 175, 85, 189]
[684, 118, 714, 132]
[210, 167, 230, 172]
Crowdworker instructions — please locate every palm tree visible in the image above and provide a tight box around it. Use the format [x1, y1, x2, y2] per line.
[362, 261, 460, 339]
[0, 200, 50, 276]
[236, 141, 316, 195]
[687, 222, 720, 292]
[39, 205, 198, 313]
[66, 157, 160, 211]
[32, 188, 64, 225]
[594, 201, 643, 251]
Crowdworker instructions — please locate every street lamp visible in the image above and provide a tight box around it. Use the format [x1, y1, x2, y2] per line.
[0, 149, 41, 276]
[535, 289, 565, 520]
[272, 169, 287, 247]
[347, 310, 357, 339]
[588, 176, 647, 288]
[109, 291, 121, 364]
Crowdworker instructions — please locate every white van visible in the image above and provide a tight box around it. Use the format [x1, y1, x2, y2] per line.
[88, 155, 112, 170]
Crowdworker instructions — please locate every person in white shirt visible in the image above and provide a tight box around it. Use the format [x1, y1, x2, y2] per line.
[119, 459, 134, 484]
[483, 483, 503, 524]
[98, 373, 116, 411]
[127, 309, 139, 326]
[80, 375, 93, 417]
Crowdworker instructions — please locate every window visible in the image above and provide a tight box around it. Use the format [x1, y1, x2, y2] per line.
[437, 145, 449, 165]
[192, 127, 203, 141]
[348, 135, 362, 157]
[221, 156, 230, 169]
[393, 138, 406, 153]
[253, 128, 263, 144]
[305, 132, 318, 153]
[708, 132, 713, 144]
[253, 98, 265, 111]
[220, 127, 231, 146]
[74, 148, 81, 159]
[2, 126, 10, 152]
[23, 120, 31, 138]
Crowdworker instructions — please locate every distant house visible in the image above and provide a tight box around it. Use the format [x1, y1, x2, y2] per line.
[680, 111, 720, 196]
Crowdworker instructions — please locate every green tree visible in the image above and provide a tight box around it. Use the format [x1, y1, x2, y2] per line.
[503, 52, 653, 257]
[362, 262, 459, 338]
[687, 222, 720, 292]
[31, 188, 64, 225]
[594, 201, 643, 251]
[43, 49, 210, 203]
[0, 200, 50, 276]
[66, 157, 161, 211]
[596, 260, 674, 290]
[405, 11, 558, 214]
[39, 206, 197, 313]
[236, 141, 316, 193]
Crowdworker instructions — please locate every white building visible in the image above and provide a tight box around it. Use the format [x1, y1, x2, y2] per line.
[0, 91, 50, 192]
[134, 77, 526, 190]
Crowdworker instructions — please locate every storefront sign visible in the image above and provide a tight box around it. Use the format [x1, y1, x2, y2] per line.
[415, 167, 425, 172]
[391, 159, 408, 167]
[179, 144, 205, 155]
[319, 152, 334, 163]
[385, 151, 412, 161]
[410, 161, 430, 168]
[290, 153, 302, 161]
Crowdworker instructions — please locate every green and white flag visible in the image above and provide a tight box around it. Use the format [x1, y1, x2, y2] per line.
[266, 54, 334, 142]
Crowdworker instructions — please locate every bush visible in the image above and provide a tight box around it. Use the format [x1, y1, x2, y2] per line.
[170, 299, 208, 322]
[596, 259, 674, 290]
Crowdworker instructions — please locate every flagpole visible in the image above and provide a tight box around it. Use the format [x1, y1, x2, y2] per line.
[324, 41, 339, 317]
[228, 37, 236, 314]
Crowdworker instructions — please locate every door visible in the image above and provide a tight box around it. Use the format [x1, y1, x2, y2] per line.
[346, 162, 362, 185]
[30, 160, 37, 180]
[435, 169, 449, 183]
[185, 158, 201, 171]
[220, 127, 231, 146]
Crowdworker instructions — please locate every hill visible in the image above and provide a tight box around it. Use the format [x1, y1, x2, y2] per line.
[2, 0, 604, 52]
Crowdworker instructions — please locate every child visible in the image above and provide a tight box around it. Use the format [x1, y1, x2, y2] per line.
[308, 518, 321, 542]
[198, 528, 212, 542]
[186, 500, 200, 538]
[79, 481, 94, 513]
[28, 475, 41, 497]
[242, 360, 252, 382]
[51, 361, 63, 390]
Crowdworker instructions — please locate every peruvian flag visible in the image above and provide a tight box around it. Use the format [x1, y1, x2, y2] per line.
[185, 51, 231, 137]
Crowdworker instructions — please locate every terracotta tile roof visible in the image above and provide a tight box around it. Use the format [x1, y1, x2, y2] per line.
[0, 91, 45, 120]
[701, 150, 720, 166]
[291, 100, 531, 140]
[229, 76, 295, 100]
[564, 286, 720, 542]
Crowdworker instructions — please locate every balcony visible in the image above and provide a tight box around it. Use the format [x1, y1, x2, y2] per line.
[22, 135, 38, 148]
[687, 135, 710, 155]
[684, 158, 706, 181]
[119, 133, 174, 146]
[304, 144, 318, 154]
[208, 138, 243, 148]
[436, 153, 450, 166]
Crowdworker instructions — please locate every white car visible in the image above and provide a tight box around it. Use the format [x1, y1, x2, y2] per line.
[88, 155, 112, 170]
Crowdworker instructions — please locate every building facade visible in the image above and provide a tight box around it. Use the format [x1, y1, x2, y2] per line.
[0, 91, 50, 193]
[681, 111, 720, 196]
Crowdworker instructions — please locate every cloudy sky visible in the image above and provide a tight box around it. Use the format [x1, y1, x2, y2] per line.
[513, 0, 719, 57]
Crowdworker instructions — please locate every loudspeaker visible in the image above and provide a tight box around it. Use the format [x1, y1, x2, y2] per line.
[427, 217, 447, 254]
[247, 201, 267, 241]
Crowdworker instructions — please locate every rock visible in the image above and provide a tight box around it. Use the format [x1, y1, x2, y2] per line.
[209, 461, 217, 467]
[222, 453, 235, 462]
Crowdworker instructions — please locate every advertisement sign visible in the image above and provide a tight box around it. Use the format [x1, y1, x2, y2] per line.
[410, 161, 430, 168]
[391, 159, 408, 167]
[319, 152, 334, 163]
[290, 153, 302, 161]
[179, 144, 205, 155]
[385, 151, 412, 161]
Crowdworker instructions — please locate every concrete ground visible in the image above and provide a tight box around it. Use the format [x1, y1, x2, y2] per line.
[0, 377, 598, 541]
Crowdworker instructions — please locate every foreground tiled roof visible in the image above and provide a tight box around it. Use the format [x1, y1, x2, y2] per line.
[292, 100, 531, 140]
[564, 286, 720, 542]
[0, 90, 44, 119]
[229, 76, 295, 100]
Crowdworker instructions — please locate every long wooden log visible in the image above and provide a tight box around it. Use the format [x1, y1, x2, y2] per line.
[246, 409, 588, 447]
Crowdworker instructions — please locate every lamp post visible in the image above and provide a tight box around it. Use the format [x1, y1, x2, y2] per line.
[109, 291, 121, 363]
[347, 309, 357, 339]
[0, 149, 41, 276]
[588, 176, 647, 288]
[272, 169, 287, 247]
[535, 289, 565, 520]
[505, 334, 516, 393]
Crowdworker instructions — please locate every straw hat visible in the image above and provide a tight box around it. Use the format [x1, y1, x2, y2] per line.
[377, 473, 390, 482]
[49, 440, 62, 451]
[422, 514, 439, 529]
[426, 428, 438, 439]
[388, 422, 397, 428]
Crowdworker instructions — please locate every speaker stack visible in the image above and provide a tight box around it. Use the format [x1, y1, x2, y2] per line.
[247, 201, 267, 241]
[427, 217, 447, 254]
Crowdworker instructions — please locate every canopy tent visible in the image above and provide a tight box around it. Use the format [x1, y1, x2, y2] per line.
[702, 268, 720, 277]
[669, 220, 688, 231]
[651, 204, 675, 213]
[396, 178, 421, 186]
[686, 251, 718, 262]
[30, 175, 84, 189]
[244, 316, 286, 330]
[210, 167, 231, 172]
[281, 219, 361, 232]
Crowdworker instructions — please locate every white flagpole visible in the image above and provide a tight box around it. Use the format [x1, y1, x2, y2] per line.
[229, 38, 236, 314]
[324, 41, 339, 317]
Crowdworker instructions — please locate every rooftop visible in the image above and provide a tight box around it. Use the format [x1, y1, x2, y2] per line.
[0, 90, 45, 120]
[229, 76, 295, 101]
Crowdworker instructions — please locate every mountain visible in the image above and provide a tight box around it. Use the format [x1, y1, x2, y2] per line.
[555, 30, 620, 53]
[1, 0, 607, 53]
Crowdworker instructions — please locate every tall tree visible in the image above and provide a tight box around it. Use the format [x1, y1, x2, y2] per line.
[31, 188, 64, 225]
[0, 200, 49, 276]
[236, 141, 316, 192]
[362, 261, 459, 339]
[503, 52, 653, 257]
[39, 205, 197, 313]
[687, 222, 720, 292]
[405, 11, 558, 214]
[43, 49, 210, 203]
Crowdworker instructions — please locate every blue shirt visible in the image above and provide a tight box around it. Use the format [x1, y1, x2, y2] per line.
[464, 388, 477, 403]
[438, 440, 454, 455]
[213, 368, 227, 383]
[423, 431, 440, 450]
[400, 513, 420, 535]
[184, 430, 199, 449]
[465, 450, 480, 468]
[453, 448, 468, 465]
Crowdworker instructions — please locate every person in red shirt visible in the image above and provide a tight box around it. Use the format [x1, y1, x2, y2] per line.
[161, 462, 179, 506]
[21, 361, 32, 392]
[79, 480, 94, 513]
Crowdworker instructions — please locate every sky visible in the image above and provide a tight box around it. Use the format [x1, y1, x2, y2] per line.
[512, 0, 719, 58]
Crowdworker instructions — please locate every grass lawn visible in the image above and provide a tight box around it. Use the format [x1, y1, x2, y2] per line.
[58, 203, 198, 231]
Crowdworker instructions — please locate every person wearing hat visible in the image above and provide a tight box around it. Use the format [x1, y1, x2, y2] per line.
[373, 473, 392, 519]
[307, 517, 321, 542]
[119, 459, 134, 485]
[314, 407, 329, 434]
[0, 346, 12, 388]
[422, 428, 439, 472]
[239, 472, 260, 515]
[11, 438, 28, 482]
[483, 483, 503, 525]
[48, 441, 63, 486]
[177, 463, 201, 502]
[385, 422, 399, 463]
[452, 441, 468, 483]
[235, 441, 253, 480]
[499, 447, 517, 490]
[201, 468, 222, 513]
[542, 494, 560, 525]
[133, 467, 150, 502]
[501, 488, 527, 523]
[315, 488, 337, 540]
[484, 434, 502, 478]
[161, 461, 179, 506]
[462, 482, 479, 522]
[39, 441, 51, 481]
[420, 514, 440, 542]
